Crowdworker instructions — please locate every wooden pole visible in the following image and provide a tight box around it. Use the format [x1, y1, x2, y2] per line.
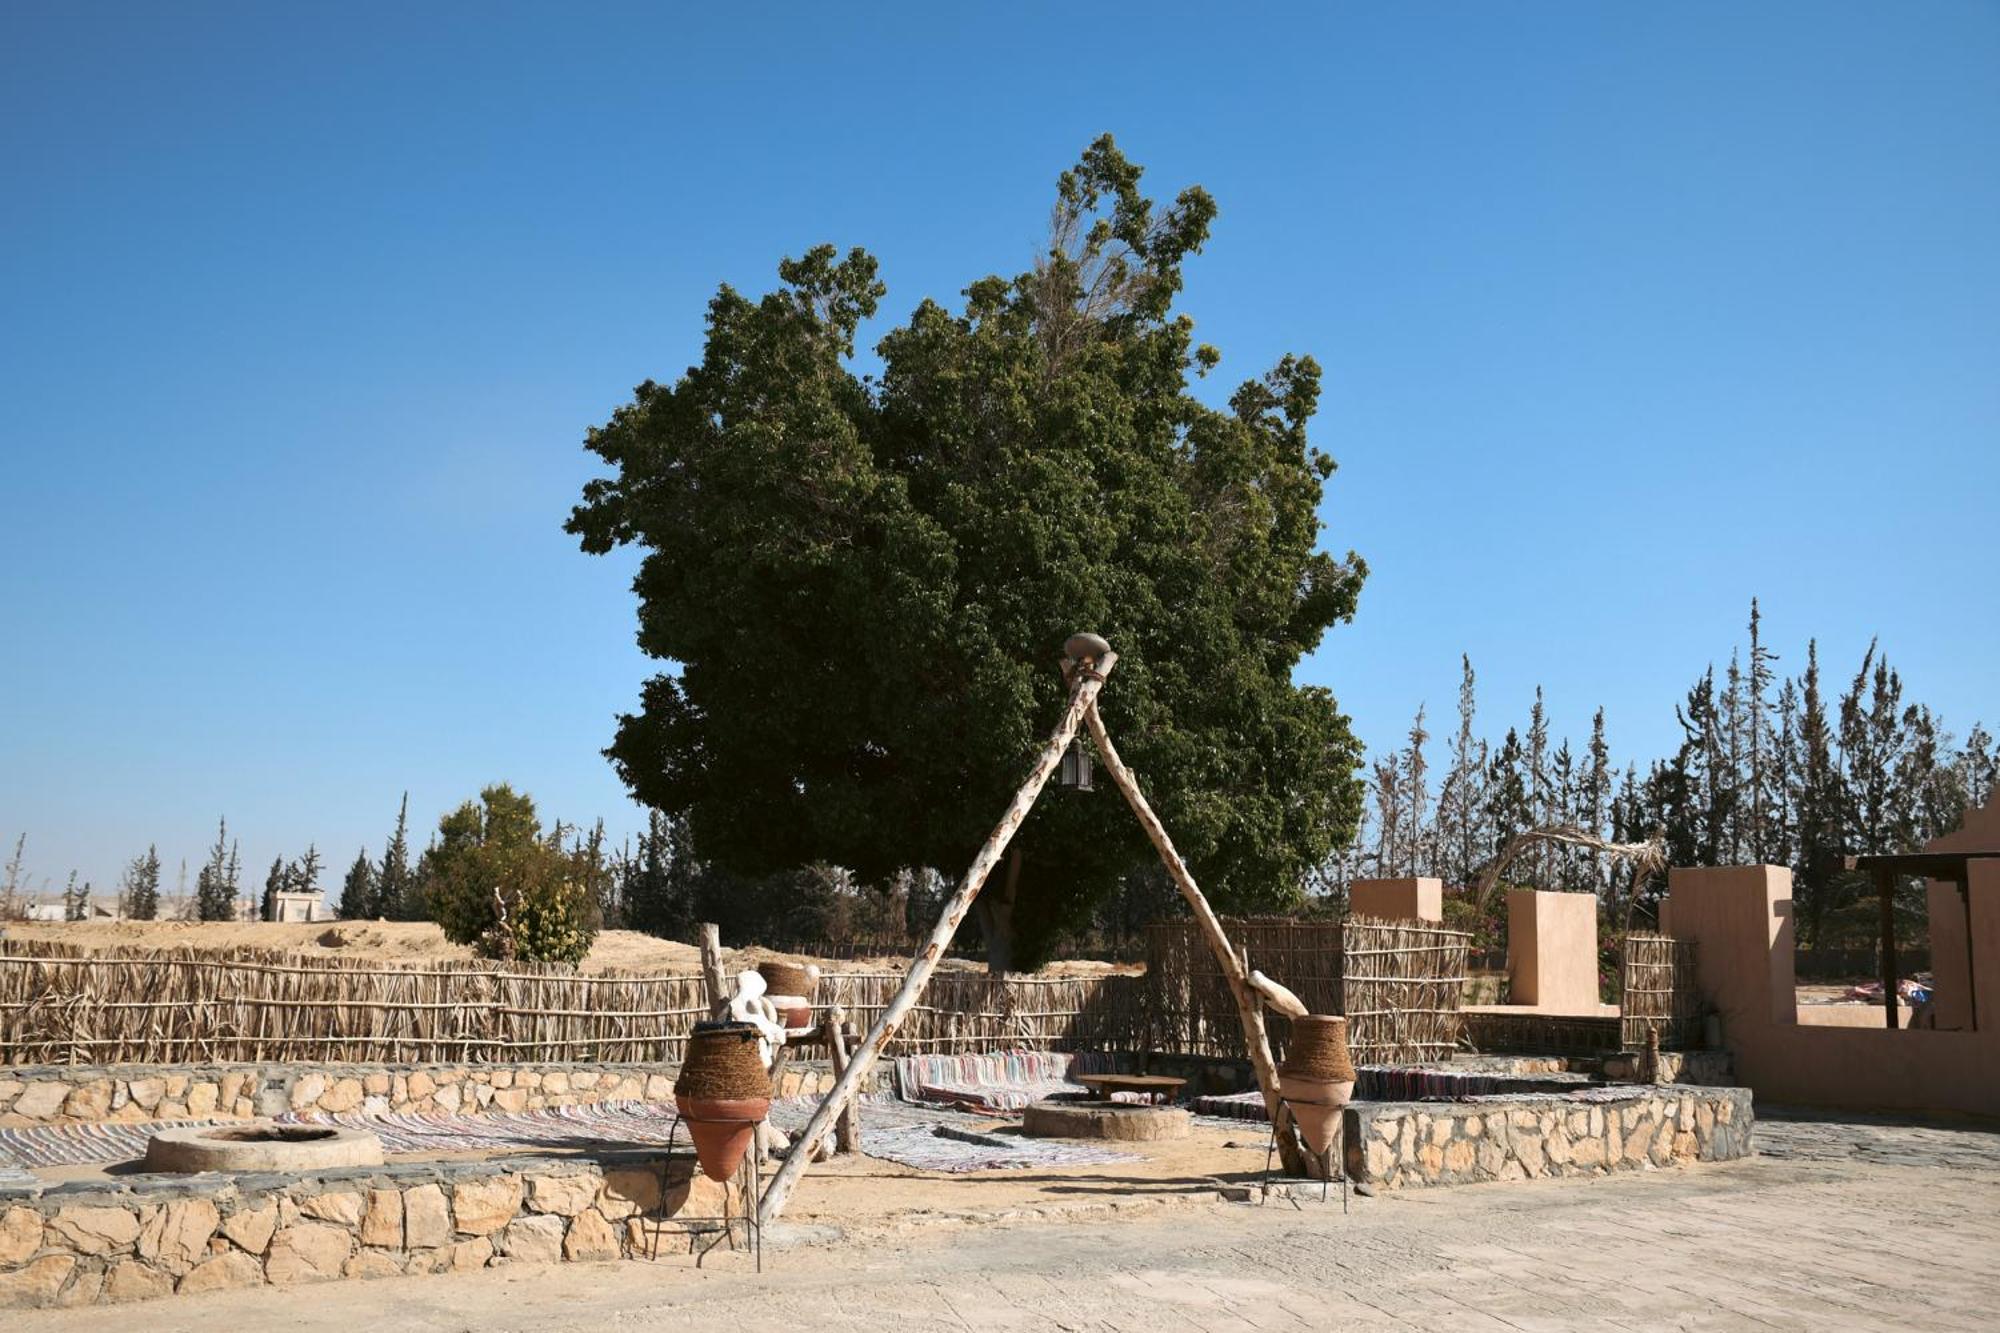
[756, 648, 1118, 1226]
[698, 924, 729, 1021]
[1877, 869, 1899, 1030]
[1083, 701, 1316, 1178]
[826, 1007, 859, 1154]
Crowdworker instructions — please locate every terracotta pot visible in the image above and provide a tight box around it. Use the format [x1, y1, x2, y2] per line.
[1278, 1074, 1355, 1156]
[676, 1095, 772, 1182]
[768, 995, 813, 1031]
[758, 962, 817, 1031]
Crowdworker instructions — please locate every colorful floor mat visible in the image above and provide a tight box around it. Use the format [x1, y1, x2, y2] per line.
[0, 1097, 1136, 1177]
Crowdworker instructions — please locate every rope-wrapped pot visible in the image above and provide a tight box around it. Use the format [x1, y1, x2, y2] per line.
[675, 1021, 774, 1181]
[1277, 1014, 1356, 1157]
[757, 960, 818, 1031]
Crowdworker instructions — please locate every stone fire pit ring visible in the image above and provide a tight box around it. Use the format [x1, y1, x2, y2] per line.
[144, 1121, 386, 1173]
[1021, 1098, 1192, 1142]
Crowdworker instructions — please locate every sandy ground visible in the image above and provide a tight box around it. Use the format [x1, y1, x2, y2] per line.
[0, 919, 1133, 977]
[12, 1112, 2000, 1331]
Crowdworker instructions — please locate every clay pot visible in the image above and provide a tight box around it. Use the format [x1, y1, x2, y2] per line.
[675, 1095, 773, 1182]
[674, 1022, 774, 1182]
[758, 962, 817, 1031]
[1277, 1074, 1355, 1156]
[1278, 1015, 1357, 1157]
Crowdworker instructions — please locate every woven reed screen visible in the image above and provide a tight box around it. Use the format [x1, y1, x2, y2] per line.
[1618, 934, 1701, 1050]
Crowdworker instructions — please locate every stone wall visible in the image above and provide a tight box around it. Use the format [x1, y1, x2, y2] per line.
[0, 1150, 748, 1308]
[1342, 1086, 1753, 1191]
[0, 1060, 847, 1127]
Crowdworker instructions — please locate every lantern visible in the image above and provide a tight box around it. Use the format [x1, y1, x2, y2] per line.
[1059, 739, 1094, 790]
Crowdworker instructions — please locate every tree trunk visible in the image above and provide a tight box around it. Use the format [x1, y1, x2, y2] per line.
[1082, 701, 1320, 1179]
[975, 849, 1022, 977]
[756, 650, 1117, 1228]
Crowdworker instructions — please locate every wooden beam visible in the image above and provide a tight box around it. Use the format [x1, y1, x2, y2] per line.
[756, 649, 1117, 1227]
[1247, 970, 1308, 1019]
[1083, 700, 1315, 1179]
[826, 1007, 859, 1154]
[698, 924, 729, 1022]
[1877, 868, 1899, 1031]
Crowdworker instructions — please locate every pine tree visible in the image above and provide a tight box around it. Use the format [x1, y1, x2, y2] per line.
[1401, 705, 1431, 879]
[1581, 709, 1613, 893]
[339, 849, 375, 919]
[375, 793, 416, 921]
[1771, 677, 1799, 871]
[122, 846, 161, 921]
[1369, 753, 1406, 877]
[1744, 600, 1779, 863]
[1793, 640, 1843, 944]
[1548, 738, 1578, 889]
[1959, 723, 1997, 810]
[1, 832, 23, 917]
[261, 856, 286, 922]
[1525, 688, 1551, 883]
[291, 844, 323, 914]
[62, 870, 86, 921]
[195, 817, 237, 922]
[1432, 656, 1489, 889]
[1484, 728, 1531, 864]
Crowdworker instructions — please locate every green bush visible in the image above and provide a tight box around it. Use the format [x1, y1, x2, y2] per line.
[421, 784, 600, 966]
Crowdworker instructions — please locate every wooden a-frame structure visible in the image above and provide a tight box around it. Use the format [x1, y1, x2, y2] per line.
[758, 634, 1322, 1227]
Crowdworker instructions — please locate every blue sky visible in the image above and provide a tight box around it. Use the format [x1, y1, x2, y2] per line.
[3, 3, 1995, 899]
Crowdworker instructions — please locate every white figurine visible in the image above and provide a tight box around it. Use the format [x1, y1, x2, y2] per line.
[726, 969, 787, 1065]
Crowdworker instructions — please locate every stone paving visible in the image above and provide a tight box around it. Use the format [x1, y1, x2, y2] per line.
[1752, 1105, 2000, 1171]
[9, 1107, 1998, 1330]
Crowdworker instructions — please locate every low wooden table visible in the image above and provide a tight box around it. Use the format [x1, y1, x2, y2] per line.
[1071, 1073, 1186, 1106]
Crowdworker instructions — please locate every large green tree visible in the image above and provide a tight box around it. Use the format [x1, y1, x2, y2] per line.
[568, 137, 1367, 971]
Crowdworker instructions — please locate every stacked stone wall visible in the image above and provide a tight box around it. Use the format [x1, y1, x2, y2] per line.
[0, 1151, 747, 1308]
[1343, 1086, 1753, 1190]
[0, 1060, 847, 1127]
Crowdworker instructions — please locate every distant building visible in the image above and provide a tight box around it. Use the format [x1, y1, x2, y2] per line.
[22, 894, 123, 922]
[268, 891, 331, 923]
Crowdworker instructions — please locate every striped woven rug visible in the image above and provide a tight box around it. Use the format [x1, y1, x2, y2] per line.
[0, 1097, 1133, 1177]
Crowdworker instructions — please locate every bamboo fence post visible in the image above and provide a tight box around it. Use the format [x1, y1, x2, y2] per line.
[1084, 700, 1317, 1179]
[756, 646, 1117, 1227]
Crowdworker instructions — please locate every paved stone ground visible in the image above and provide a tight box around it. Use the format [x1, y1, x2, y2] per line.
[13, 1110, 1999, 1331]
[1753, 1105, 2000, 1171]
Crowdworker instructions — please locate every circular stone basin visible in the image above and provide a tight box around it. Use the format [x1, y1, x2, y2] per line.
[144, 1122, 385, 1173]
[1021, 1099, 1191, 1142]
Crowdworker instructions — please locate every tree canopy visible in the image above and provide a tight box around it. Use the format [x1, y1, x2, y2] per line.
[568, 136, 1367, 970]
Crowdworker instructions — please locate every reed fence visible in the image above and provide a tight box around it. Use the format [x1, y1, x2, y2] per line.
[3, 920, 1468, 1068]
[0, 940, 1148, 1066]
[1618, 933, 1701, 1050]
[1142, 916, 1470, 1064]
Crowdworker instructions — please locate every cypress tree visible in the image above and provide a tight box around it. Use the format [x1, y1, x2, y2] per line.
[123, 846, 161, 921]
[195, 818, 236, 921]
[261, 856, 286, 922]
[339, 848, 376, 920]
[292, 844, 323, 913]
[375, 793, 416, 920]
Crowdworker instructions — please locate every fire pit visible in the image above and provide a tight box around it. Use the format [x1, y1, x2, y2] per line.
[1022, 1094, 1191, 1142]
[143, 1122, 385, 1173]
